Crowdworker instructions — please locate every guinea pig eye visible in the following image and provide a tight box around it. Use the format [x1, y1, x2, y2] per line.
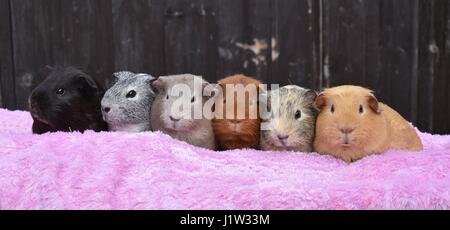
[56, 88, 65, 95]
[295, 110, 301, 120]
[191, 96, 196, 103]
[331, 104, 335, 113]
[126, 90, 137, 98]
[359, 104, 364, 114]
[166, 95, 169, 100]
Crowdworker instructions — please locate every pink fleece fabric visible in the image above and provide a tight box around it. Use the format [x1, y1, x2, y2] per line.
[0, 108, 449, 210]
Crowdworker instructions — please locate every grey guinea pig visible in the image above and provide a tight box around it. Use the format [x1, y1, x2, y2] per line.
[101, 71, 155, 132]
[260, 85, 318, 152]
[150, 74, 217, 150]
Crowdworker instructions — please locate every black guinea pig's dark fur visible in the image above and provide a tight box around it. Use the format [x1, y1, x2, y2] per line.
[28, 66, 107, 134]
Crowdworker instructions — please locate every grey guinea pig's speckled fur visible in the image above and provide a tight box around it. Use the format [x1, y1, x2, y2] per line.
[150, 74, 217, 150]
[101, 71, 155, 132]
[260, 85, 318, 152]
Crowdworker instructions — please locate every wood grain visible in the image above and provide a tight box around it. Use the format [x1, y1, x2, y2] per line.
[0, 0, 448, 133]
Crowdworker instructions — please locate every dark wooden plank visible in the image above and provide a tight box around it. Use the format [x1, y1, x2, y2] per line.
[324, 0, 417, 122]
[379, 0, 418, 122]
[271, 0, 321, 89]
[188, 0, 218, 81]
[214, 0, 247, 80]
[322, 0, 389, 101]
[9, 0, 62, 110]
[420, 0, 450, 134]
[60, 0, 115, 87]
[436, 0, 450, 134]
[323, 0, 368, 88]
[445, 0, 450, 134]
[0, 0, 16, 109]
[112, 0, 167, 78]
[243, 0, 272, 83]
[163, 0, 218, 82]
[362, 0, 383, 98]
[213, 0, 274, 82]
[163, 0, 190, 75]
[417, 0, 437, 132]
[10, 0, 114, 110]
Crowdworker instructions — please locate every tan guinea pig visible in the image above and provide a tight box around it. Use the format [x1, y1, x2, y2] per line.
[313, 85, 423, 163]
[212, 75, 262, 150]
[260, 85, 318, 152]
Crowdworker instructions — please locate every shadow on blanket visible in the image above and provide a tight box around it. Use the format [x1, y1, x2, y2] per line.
[0, 109, 450, 209]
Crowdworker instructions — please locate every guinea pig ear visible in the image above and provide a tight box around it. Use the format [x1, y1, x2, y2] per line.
[111, 72, 121, 83]
[305, 90, 318, 102]
[367, 94, 383, 114]
[141, 74, 156, 85]
[202, 83, 220, 99]
[112, 71, 131, 82]
[314, 92, 327, 111]
[77, 74, 99, 91]
[259, 91, 271, 112]
[38, 65, 54, 78]
[150, 77, 167, 94]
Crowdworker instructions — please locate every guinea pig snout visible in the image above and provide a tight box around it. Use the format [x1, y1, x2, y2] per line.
[277, 134, 289, 141]
[340, 128, 354, 134]
[339, 127, 355, 145]
[29, 98, 39, 110]
[29, 93, 44, 114]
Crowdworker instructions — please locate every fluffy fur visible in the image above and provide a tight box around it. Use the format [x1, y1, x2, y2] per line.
[0, 108, 450, 209]
[260, 85, 318, 152]
[28, 66, 107, 134]
[150, 74, 216, 150]
[101, 71, 155, 132]
[313, 85, 423, 163]
[212, 75, 262, 150]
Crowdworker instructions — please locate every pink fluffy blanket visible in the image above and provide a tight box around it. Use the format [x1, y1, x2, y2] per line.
[1, 109, 450, 210]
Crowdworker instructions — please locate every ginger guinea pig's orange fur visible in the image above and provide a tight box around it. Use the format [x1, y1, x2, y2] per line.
[212, 75, 262, 150]
[313, 85, 423, 163]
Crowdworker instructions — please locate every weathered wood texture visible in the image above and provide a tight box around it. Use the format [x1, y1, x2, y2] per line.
[0, 0, 15, 109]
[0, 0, 449, 134]
[417, 0, 450, 134]
[8, 0, 114, 109]
[323, 0, 449, 134]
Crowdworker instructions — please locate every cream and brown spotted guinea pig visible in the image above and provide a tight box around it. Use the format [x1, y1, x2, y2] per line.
[212, 75, 262, 150]
[150, 74, 217, 150]
[260, 85, 318, 152]
[313, 85, 423, 163]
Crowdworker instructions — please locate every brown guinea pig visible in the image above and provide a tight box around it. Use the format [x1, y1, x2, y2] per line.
[212, 75, 262, 150]
[313, 85, 423, 163]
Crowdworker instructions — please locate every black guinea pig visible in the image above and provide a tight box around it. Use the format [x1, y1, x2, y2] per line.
[28, 66, 107, 134]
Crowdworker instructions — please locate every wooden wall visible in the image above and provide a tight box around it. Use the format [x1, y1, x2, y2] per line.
[0, 0, 449, 134]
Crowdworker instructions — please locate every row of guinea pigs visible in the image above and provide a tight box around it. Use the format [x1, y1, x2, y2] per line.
[28, 66, 423, 163]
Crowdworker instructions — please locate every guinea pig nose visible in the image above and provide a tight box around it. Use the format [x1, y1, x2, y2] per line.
[277, 135, 289, 140]
[170, 116, 180, 122]
[29, 99, 37, 108]
[102, 107, 111, 113]
[340, 128, 354, 134]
